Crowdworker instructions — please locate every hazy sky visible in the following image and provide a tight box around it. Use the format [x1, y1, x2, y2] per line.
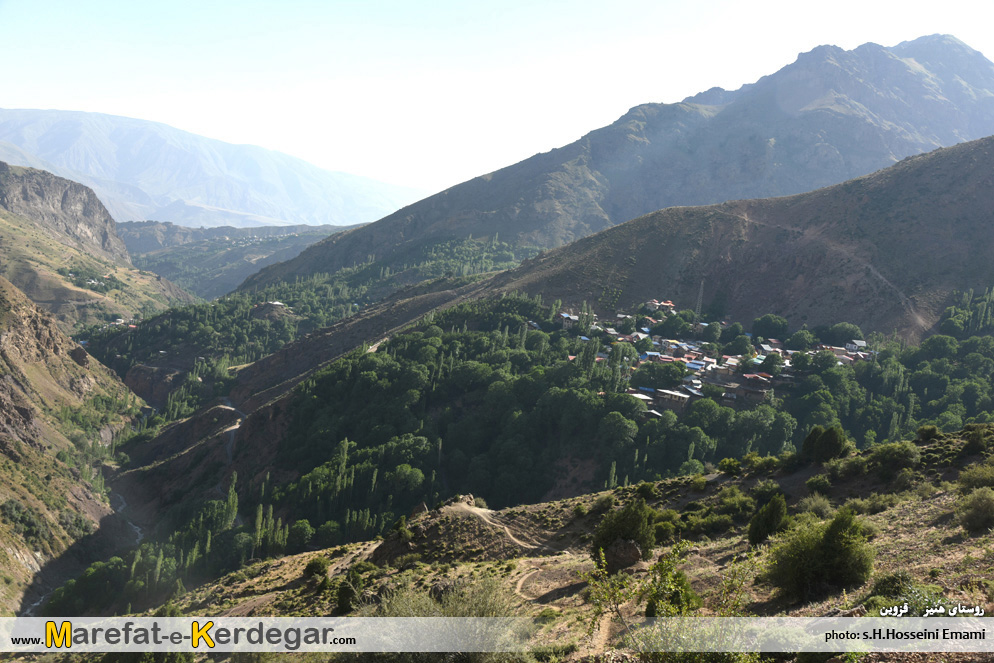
[1, 0, 992, 193]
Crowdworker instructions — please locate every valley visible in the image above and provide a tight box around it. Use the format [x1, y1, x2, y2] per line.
[5, 29, 994, 663]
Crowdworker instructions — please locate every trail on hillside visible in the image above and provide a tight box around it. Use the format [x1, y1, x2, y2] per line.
[446, 502, 563, 554]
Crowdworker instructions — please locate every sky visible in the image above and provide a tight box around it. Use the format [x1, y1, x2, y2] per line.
[1, 0, 993, 194]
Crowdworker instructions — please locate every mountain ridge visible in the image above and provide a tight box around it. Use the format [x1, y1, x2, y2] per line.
[242, 34, 994, 292]
[0, 109, 425, 228]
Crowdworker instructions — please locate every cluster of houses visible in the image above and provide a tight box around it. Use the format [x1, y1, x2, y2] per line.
[554, 299, 874, 418]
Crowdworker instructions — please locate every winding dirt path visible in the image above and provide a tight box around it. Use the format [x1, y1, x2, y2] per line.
[447, 502, 562, 553]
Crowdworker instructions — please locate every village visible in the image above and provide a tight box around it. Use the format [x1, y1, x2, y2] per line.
[554, 298, 875, 418]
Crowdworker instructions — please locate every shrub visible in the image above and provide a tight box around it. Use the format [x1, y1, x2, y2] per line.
[845, 492, 900, 515]
[592, 494, 616, 513]
[824, 455, 868, 481]
[957, 487, 994, 533]
[806, 474, 832, 495]
[767, 508, 873, 599]
[869, 441, 921, 480]
[802, 425, 854, 463]
[654, 521, 676, 544]
[962, 429, 989, 455]
[743, 452, 780, 474]
[891, 467, 917, 491]
[959, 462, 994, 494]
[690, 474, 708, 491]
[305, 556, 330, 578]
[917, 425, 940, 442]
[748, 494, 788, 545]
[472, 496, 488, 509]
[573, 503, 589, 517]
[636, 481, 657, 499]
[590, 498, 655, 567]
[870, 571, 914, 598]
[718, 458, 741, 475]
[797, 493, 834, 519]
[713, 486, 755, 521]
[750, 479, 784, 508]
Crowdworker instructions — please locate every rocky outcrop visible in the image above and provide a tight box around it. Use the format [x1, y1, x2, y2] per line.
[0, 161, 130, 264]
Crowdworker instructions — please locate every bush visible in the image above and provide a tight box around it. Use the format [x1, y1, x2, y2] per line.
[767, 508, 874, 599]
[957, 487, 994, 533]
[654, 521, 676, 544]
[592, 494, 616, 513]
[573, 503, 588, 517]
[798, 493, 834, 519]
[824, 455, 868, 481]
[690, 474, 708, 491]
[751, 479, 784, 509]
[917, 425, 940, 442]
[869, 441, 921, 480]
[962, 429, 989, 455]
[718, 458, 741, 475]
[743, 452, 780, 474]
[305, 556, 330, 578]
[806, 474, 832, 495]
[748, 494, 788, 545]
[802, 425, 854, 463]
[959, 462, 994, 494]
[845, 492, 900, 515]
[636, 481, 658, 499]
[713, 486, 755, 521]
[590, 498, 655, 567]
[472, 496, 488, 509]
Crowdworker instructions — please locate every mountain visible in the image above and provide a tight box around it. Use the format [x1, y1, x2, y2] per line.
[116, 221, 360, 299]
[0, 161, 193, 328]
[0, 109, 425, 228]
[242, 34, 994, 290]
[478, 133, 994, 338]
[0, 277, 140, 615]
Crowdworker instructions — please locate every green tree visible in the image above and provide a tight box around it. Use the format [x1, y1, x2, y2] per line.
[591, 498, 655, 572]
[752, 314, 788, 340]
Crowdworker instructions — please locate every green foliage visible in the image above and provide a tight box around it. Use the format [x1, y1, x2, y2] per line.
[868, 440, 921, 480]
[304, 556, 330, 577]
[802, 425, 854, 463]
[958, 460, 994, 494]
[797, 493, 834, 519]
[717, 457, 740, 475]
[748, 494, 788, 545]
[591, 498, 655, 569]
[956, 487, 994, 533]
[752, 314, 789, 340]
[805, 474, 832, 495]
[767, 508, 874, 599]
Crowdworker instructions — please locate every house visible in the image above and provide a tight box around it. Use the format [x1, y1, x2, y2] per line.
[656, 389, 690, 411]
[846, 339, 868, 353]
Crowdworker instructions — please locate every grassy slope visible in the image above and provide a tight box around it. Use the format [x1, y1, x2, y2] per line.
[142, 426, 994, 659]
[0, 209, 193, 329]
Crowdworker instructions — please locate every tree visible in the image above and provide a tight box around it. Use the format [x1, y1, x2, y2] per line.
[752, 314, 788, 340]
[630, 362, 686, 390]
[748, 494, 788, 545]
[288, 519, 315, 553]
[591, 498, 655, 571]
[767, 508, 873, 599]
[786, 329, 816, 351]
[759, 352, 784, 376]
[802, 425, 854, 463]
[725, 335, 753, 356]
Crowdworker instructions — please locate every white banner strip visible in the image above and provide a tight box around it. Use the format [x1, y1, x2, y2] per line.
[0, 617, 529, 653]
[2, 617, 993, 653]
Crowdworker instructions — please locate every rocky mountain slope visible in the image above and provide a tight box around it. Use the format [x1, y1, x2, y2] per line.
[0, 277, 140, 615]
[0, 109, 424, 228]
[243, 34, 994, 291]
[0, 162, 193, 328]
[480, 133, 994, 339]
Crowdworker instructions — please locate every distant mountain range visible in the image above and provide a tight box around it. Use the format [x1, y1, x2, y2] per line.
[0, 110, 424, 228]
[243, 34, 994, 290]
